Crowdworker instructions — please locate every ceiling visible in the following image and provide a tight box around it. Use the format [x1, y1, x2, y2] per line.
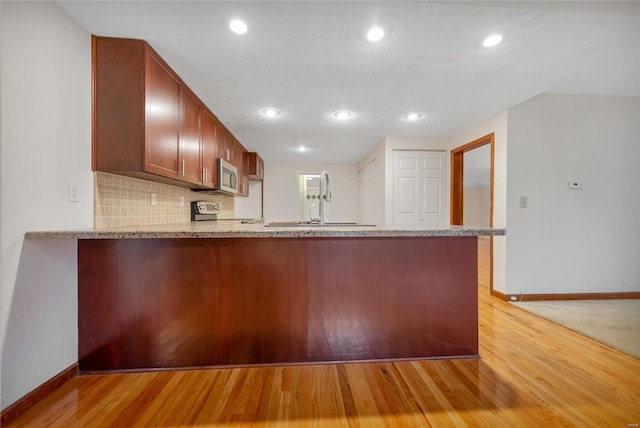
[56, 1, 640, 164]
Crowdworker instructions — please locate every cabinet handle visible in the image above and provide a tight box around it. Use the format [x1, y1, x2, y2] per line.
[182, 159, 185, 177]
[203, 167, 207, 183]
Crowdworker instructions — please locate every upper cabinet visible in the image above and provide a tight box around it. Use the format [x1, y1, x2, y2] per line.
[145, 50, 181, 178]
[200, 109, 219, 189]
[178, 85, 203, 186]
[93, 36, 259, 196]
[238, 143, 250, 197]
[246, 152, 264, 181]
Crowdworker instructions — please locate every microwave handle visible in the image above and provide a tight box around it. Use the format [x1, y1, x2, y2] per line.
[230, 172, 237, 189]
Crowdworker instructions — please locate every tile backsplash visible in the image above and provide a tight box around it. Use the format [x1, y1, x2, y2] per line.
[94, 172, 234, 228]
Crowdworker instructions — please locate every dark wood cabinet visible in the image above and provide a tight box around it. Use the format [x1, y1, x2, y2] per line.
[201, 109, 219, 188]
[220, 127, 233, 164]
[145, 51, 181, 178]
[246, 152, 264, 181]
[238, 144, 250, 197]
[179, 86, 203, 185]
[94, 36, 202, 187]
[93, 35, 260, 195]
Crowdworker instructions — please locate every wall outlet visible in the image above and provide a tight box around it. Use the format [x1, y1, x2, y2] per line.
[68, 184, 79, 202]
[509, 296, 518, 301]
[180, 196, 185, 207]
[519, 196, 527, 208]
[151, 193, 157, 206]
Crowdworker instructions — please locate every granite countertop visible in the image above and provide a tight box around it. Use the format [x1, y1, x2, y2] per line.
[25, 221, 506, 240]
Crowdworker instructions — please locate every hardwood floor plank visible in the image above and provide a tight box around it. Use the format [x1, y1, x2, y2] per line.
[344, 363, 386, 428]
[365, 363, 425, 427]
[391, 362, 459, 427]
[9, 375, 103, 428]
[192, 369, 241, 425]
[336, 364, 361, 428]
[6, 239, 640, 427]
[104, 372, 173, 427]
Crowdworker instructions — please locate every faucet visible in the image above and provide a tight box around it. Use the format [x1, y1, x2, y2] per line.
[319, 171, 331, 225]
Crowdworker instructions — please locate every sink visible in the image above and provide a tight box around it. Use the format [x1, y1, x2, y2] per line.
[265, 222, 376, 228]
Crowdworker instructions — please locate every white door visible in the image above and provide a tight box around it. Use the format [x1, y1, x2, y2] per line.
[393, 150, 447, 225]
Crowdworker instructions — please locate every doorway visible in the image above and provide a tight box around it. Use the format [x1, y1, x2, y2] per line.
[451, 134, 495, 293]
[298, 173, 329, 222]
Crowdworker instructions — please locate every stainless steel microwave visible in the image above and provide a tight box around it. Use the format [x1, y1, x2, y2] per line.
[217, 158, 238, 195]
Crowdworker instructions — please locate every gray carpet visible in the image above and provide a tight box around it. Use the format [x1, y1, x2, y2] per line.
[511, 299, 640, 359]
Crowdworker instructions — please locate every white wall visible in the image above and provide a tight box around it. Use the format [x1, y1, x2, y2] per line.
[357, 139, 385, 226]
[263, 162, 358, 223]
[1, 1, 93, 409]
[463, 186, 491, 227]
[450, 112, 509, 294]
[506, 94, 640, 294]
[234, 181, 263, 219]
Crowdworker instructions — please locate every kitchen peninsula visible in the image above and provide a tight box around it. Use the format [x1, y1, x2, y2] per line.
[27, 223, 505, 373]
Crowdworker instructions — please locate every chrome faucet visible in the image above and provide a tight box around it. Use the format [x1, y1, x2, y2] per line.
[319, 171, 331, 225]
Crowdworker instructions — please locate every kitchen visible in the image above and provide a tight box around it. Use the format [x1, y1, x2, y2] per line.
[1, 0, 639, 425]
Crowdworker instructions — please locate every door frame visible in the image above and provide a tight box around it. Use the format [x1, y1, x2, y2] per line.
[450, 133, 495, 293]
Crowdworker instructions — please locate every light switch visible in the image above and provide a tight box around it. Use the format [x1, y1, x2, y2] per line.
[519, 196, 527, 208]
[68, 184, 79, 202]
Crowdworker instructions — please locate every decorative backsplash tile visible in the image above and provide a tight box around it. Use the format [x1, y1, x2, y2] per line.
[94, 172, 234, 228]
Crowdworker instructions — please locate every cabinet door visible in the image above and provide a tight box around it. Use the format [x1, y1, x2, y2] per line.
[220, 127, 233, 163]
[247, 152, 264, 180]
[233, 137, 244, 167]
[179, 87, 202, 185]
[257, 156, 264, 180]
[145, 52, 180, 178]
[201, 109, 219, 189]
[239, 144, 250, 196]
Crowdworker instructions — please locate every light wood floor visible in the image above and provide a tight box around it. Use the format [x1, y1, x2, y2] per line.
[8, 239, 640, 427]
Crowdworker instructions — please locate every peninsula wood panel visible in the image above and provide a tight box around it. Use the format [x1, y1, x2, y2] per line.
[213, 239, 308, 365]
[78, 237, 477, 372]
[78, 239, 122, 370]
[78, 239, 308, 371]
[307, 237, 477, 361]
[116, 239, 221, 369]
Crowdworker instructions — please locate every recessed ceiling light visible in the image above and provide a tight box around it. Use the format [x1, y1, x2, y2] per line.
[404, 113, 420, 121]
[229, 19, 248, 34]
[367, 26, 385, 42]
[333, 111, 352, 120]
[483, 34, 502, 47]
[262, 108, 281, 118]
[297, 146, 309, 153]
